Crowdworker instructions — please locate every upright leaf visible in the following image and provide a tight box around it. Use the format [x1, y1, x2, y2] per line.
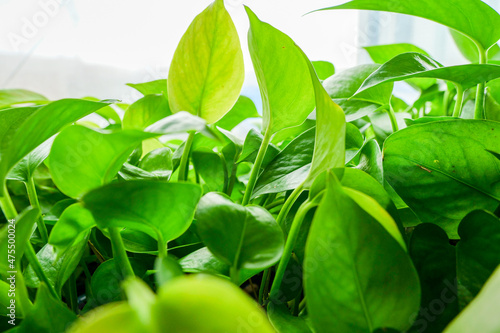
[122, 94, 171, 130]
[245, 7, 315, 134]
[299, 48, 346, 188]
[168, 0, 244, 124]
[304, 172, 420, 333]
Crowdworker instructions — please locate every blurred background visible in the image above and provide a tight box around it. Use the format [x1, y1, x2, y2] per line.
[1, 0, 500, 107]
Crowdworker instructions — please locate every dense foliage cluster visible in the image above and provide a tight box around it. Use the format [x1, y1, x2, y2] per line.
[1, 0, 500, 332]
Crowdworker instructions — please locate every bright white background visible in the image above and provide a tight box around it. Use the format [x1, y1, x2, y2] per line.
[1, 0, 500, 105]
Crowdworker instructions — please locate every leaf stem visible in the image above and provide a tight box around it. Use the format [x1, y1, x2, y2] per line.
[229, 266, 239, 285]
[108, 227, 135, 279]
[258, 268, 271, 305]
[67, 271, 79, 313]
[265, 199, 285, 211]
[452, 84, 465, 118]
[178, 132, 195, 181]
[241, 128, 272, 205]
[25, 177, 49, 243]
[474, 44, 487, 119]
[387, 104, 399, 132]
[269, 200, 315, 300]
[275, 183, 304, 228]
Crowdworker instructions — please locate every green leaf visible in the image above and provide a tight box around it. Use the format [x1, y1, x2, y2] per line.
[86, 259, 148, 308]
[195, 192, 284, 270]
[48, 125, 157, 198]
[138, 147, 173, 180]
[122, 94, 171, 130]
[49, 203, 96, 253]
[245, 6, 315, 134]
[168, 0, 244, 124]
[0, 99, 112, 195]
[314, 0, 500, 51]
[154, 256, 183, 287]
[364, 43, 436, 90]
[354, 139, 383, 184]
[444, 266, 500, 333]
[304, 172, 420, 333]
[192, 148, 225, 192]
[456, 210, 500, 307]
[450, 30, 500, 63]
[383, 119, 500, 238]
[15, 283, 76, 333]
[152, 275, 275, 332]
[0, 89, 48, 109]
[127, 79, 167, 96]
[178, 247, 260, 285]
[82, 181, 202, 249]
[7, 138, 53, 182]
[145, 111, 218, 140]
[253, 128, 314, 197]
[312, 60, 335, 80]
[267, 302, 313, 333]
[25, 234, 89, 294]
[0, 207, 40, 276]
[237, 128, 280, 165]
[356, 53, 500, 95]
[324, 64, 392, 105]
[68, 302, 145, 333]
[215, 96, 260, 131]
[300, 48, 346, 188]
[409, 224, 459, 332]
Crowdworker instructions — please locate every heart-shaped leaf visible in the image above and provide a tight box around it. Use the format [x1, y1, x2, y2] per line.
[245, 6, 315, 134]
[305, 172, 420, 333]
[49, 125, 158, 198]
[168, 0, 244, 124]
[195, 192, 284, 271]
[82, 181, 202, 250]
[383, 119, 500, 238]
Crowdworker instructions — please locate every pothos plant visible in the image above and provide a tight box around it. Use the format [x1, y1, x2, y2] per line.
[1, 0, 500, 332]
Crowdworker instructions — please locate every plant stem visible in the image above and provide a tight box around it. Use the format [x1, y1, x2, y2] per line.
[25, 177, 49, 243]
[265, 199, 285, 211]
[24, 242, 59, 298]
[241, 128, 272, 206]
[68, 272, 79, 313]
[1, 184, 56, 299]
[109, 227, 135, 279]
[387, 104, 399, 132]
[178, 132, 195, 182]
[442, 89, 450, 116]
[229, 266, 239, 285]
[226, 163, 237, 196]
[269, 200, 314, 300]
[258, 268, 271, 305]
[275, 183, 304, 229]
[452, 85, 465, 118]
[474, 44, 487, 119]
